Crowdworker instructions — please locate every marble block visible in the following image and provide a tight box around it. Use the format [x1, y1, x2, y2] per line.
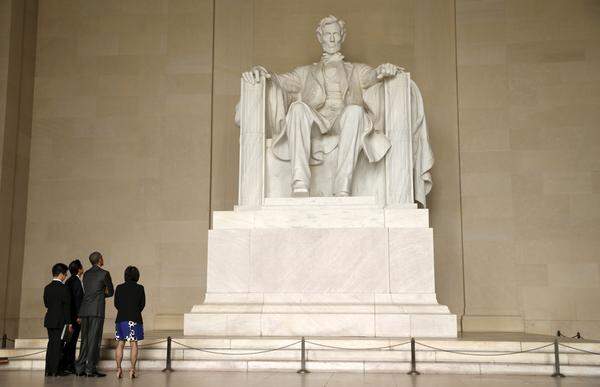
[213, 197, 427, 229]
[186, 199, 457, 338]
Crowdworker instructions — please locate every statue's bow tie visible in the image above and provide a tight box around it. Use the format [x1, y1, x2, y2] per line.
[321, 52, 345, 64]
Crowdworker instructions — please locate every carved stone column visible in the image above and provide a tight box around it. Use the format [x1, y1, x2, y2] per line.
[384, 73, 414, 206]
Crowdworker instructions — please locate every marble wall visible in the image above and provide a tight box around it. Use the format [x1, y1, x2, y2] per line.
[456, 0, 600, 335]
[3, 0, 599, 337]
[17, 0, 214, 336]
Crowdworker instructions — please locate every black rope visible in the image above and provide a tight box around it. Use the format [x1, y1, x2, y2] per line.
[558, 343, 600, 356]
[414, 341, 554, 357]
[137, 339, 168, 348]
[5, 349, 47, 360]
[97, 338, 168, 350]
[305, 340, 411, 351]
[170, 339, 301, 356]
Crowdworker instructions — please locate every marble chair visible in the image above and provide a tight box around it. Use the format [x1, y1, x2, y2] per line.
[236, 72, 426, 208]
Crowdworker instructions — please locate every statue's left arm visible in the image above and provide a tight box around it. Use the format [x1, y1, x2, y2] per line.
[358, 63, 405, 89]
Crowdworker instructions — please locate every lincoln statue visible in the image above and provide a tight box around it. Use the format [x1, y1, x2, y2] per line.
[242, 15, 405, 197]
[240, 15, 434, 205]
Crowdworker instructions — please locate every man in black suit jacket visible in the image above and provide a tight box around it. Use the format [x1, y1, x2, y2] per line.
[43, 263, 71, 377]
[62, 259, 84, 373]
[75, 251, 113, 377]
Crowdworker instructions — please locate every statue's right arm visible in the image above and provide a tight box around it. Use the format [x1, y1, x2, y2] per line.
[242, 65, 302, 94]
[270, 68, 302, 94]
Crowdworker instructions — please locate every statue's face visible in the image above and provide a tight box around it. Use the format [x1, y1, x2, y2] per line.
[318, 22, 343, 54]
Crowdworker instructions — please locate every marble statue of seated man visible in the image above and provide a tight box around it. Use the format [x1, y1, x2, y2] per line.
[242, 15, 404, 197]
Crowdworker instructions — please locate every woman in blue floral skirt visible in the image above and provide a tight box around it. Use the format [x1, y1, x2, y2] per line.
[114, 266, 145, 379]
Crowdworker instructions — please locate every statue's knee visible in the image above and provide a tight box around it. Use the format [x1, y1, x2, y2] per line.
[286, 102, 312, 134]
[342, 105, 364, 118]
[288, 101, 310, 116]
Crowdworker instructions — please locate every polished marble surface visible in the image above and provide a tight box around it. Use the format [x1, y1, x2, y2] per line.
[0, 371, 598, 386]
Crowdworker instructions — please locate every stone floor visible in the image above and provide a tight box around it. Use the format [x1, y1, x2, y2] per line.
[0, 371, 598, 387]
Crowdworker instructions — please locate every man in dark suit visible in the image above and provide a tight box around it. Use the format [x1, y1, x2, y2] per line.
[74, 251, 113, 377]
[43, 263, 71, 377]
[62, 259, 84, 373]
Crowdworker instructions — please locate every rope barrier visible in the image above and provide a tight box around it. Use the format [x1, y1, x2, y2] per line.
[414, 341, 555, 356]
[305, 340, 411, 351]
[0, 338, 168, 363]
[170, 339, 302, 356]
[2, 334, 600, 376]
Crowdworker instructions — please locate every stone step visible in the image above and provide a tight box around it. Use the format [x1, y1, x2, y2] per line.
[2, 358, 600, 376]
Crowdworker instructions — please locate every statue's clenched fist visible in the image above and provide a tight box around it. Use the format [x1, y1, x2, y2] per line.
[242, 65, 271, 84]
[375, 63, 405, 79]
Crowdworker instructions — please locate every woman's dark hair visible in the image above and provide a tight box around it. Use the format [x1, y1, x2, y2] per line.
[124, 266, 140, 283]
[68, 259, 83, 276]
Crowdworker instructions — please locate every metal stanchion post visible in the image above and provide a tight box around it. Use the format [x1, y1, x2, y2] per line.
[162, 336, 173, 372]
[0, 335, 8, 365]
[406, 338, 420, 375]
[0, 333, 7, 365]
[297, 337, 309, 374]
[551, 338, 565, 378]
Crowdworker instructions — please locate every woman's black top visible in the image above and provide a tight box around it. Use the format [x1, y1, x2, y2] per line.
[114, 281, 145, 324]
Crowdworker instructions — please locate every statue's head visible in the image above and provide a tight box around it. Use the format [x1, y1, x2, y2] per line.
[316, 15, 346, 54]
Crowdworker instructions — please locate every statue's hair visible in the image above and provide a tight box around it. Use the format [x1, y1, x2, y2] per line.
[315, 15, 346, 40]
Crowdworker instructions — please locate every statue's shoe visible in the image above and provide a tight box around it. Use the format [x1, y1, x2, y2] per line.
[292, 181, 309, 197]
[292, 187, 309, 197]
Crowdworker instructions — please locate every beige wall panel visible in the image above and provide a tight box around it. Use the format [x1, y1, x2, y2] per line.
[0, 0, 12, 336]
[457, 0, 600, 336]
[413, 0, 464, 319]
[20, 0, 214, 336]
[0, 0, 37, 339]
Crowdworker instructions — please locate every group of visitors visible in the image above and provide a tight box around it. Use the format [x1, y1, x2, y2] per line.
[43, 251, 145, 379]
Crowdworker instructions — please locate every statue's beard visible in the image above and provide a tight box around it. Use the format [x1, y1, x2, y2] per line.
[321, 44, 341, 55]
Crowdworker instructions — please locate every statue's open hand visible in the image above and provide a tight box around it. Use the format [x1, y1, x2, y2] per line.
[376, 63, 405, 79]
[242, 65, 271, 84]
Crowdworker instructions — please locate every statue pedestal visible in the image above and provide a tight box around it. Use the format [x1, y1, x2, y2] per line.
[184, 197, 457, 337]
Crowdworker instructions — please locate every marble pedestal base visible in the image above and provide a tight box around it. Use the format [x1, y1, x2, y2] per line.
[184, 197, 457, 338]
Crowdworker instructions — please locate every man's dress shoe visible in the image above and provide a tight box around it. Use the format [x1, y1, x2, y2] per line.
[85, 371, 106, 377]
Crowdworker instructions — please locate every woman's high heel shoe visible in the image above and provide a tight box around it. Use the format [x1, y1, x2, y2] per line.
[129, 369, 136, 379]
[116, 367, 123, 379]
